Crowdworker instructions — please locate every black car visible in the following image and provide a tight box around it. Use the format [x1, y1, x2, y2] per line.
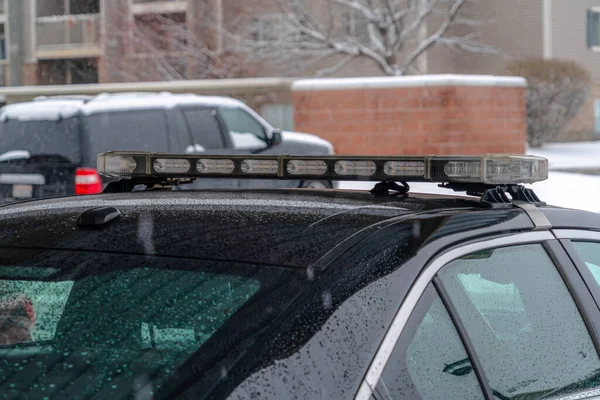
[0, 93, 334, 204]
[1, 152, 600, 400]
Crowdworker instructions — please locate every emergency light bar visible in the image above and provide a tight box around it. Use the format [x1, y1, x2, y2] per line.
[97, 152, 548, 186]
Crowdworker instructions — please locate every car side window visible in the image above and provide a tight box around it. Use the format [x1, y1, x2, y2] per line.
[438, 244, 600, 398]
[181, 108, 225, 149]
[375, 284, 485, 399]
[572, 241, 600, 284]
[219, 107, 268, 149]
[168, 110, 193, 152]
[83, 110, 169, 164]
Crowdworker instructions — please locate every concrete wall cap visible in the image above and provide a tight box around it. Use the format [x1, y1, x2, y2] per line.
[0, 77, 295, 97]
[292, 74, 528, 91]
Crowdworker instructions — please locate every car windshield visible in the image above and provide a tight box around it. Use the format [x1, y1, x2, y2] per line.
[0, 249, 305, 400]
[0, 118, 81, 163]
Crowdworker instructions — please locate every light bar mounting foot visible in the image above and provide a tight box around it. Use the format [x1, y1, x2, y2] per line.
[370, 181, 410, 197]
[439, 183, 545, 209]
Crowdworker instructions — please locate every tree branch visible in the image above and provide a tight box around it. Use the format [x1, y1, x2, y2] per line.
[316, 54, 356, 76]
[398, 0, 468, 74]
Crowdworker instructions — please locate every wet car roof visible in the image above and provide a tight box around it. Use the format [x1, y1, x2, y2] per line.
[1, 189, 597, 268]
[0, 190, 482, 267]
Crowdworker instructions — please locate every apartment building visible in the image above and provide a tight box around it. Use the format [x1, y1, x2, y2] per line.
[424, 0, 600, 141]
[4, 0, 221, 86]
[4, 0, 600, 138]
[232, 0, 600, 141]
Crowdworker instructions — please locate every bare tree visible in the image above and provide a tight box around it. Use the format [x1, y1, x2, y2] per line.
[238, 0, 495, 76]
[109, 12, 256, 82]
[507, 58, 592, 148]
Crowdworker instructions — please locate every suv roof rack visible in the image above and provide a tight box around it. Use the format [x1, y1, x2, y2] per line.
[94, 92, 173, 100]
[34, 95, 94, 102]
[97, 151, 549, 208]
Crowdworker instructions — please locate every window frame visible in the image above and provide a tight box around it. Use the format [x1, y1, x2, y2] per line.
[588, 8, 600, 50]
[165, 108, 194, 153]
[355, 231, 600, 400]
[554, 230, 600, 316]
[179, 106, 231, 150]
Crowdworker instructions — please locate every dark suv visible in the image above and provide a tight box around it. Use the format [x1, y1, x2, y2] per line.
[0, 93, 335, 203]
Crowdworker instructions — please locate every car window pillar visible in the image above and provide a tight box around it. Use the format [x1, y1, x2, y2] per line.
[554, 230, 600, 319]
[355, 231, 556, 400]
[543, 239, 600, 355]
[432, 277, 495, 399]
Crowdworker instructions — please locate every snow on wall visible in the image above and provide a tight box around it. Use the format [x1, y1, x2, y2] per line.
[292, 74, 528, 91]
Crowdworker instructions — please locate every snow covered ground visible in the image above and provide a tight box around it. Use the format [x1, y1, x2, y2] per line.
[338, 141, 600, 213]
[527, 141, 600, 171]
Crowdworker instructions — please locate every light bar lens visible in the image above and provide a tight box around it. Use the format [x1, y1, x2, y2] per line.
[334, 160, 376, 176]
[153, 158, 190, 174]
[286, 160, 327, 176]
[103, 155, 137, 175]
[241, 159, 278, 175]
[483, 156, 548, 184]
[197, 159, 235, 174]
[384, 161, 425, 177]
[96, 152, 548, 186]
[444, 161, 480, 180]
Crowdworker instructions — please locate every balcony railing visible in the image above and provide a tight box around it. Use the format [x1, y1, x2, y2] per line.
[36, 14, 101, 56]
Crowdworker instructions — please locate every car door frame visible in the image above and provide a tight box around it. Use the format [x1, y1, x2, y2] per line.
[554, 229, 600, 317]
[355, 230, 600, 400]
[177, 105, 235, 152]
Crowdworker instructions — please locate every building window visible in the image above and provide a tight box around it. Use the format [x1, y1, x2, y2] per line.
[0, 24, 5, 60]
[252, 14, 304, 42]
[587, 9, 600, 48]
[342, 11, 370, 45]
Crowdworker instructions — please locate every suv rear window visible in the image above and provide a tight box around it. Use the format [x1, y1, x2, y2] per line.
[82, 110, 169, 165]
[0, 118, 81, 163]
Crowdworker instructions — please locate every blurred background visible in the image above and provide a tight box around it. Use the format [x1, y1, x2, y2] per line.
[0, 0, 598, 210]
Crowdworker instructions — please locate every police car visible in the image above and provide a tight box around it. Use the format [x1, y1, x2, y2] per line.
[1, 151, 600, 400]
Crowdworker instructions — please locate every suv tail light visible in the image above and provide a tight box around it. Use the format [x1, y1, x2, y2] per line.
[75, 168, 102, 195]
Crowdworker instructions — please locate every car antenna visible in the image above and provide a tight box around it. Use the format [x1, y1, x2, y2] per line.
[76, 206, 121, 228]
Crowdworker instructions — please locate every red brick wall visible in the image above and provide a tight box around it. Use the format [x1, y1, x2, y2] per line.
[292, 76, 527, 156]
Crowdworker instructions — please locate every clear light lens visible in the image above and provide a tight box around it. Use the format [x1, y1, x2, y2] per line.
[383, 161, 425, 177]
[334, 160, 376, 176]
[103, 156, 137, 174]
[444, 161, 480, 180]
[240, 159, 278, 175]
[197, 159, 235, 174]
[483, 156, 548, 184]
[153, 158, 190, 173]
[286, 160, 327, 176]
